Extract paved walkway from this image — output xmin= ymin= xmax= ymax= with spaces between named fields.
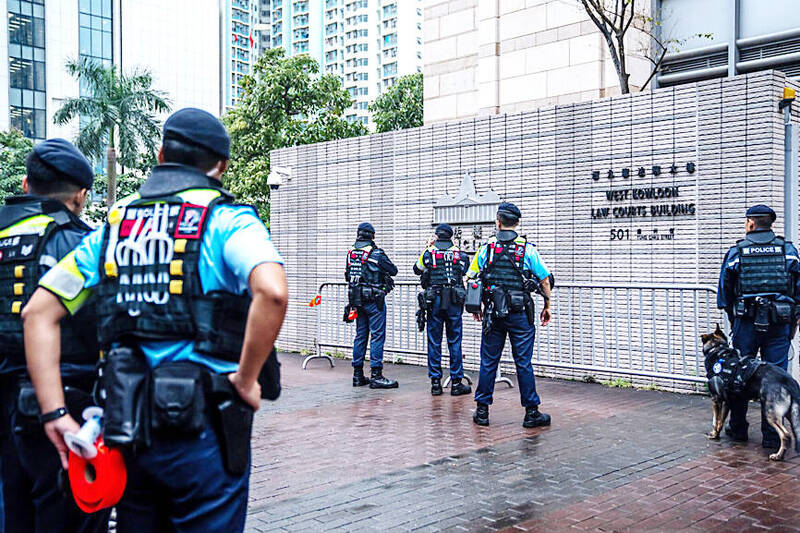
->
xmin=246 ymin=353 xmax=800 ymax=532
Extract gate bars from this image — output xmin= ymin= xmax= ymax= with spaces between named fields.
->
xmin=309 ymin=281 xmax=725 ymax=384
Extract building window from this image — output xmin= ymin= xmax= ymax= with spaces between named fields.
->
xmin=8 ymin=0 xmax=46 ymax=140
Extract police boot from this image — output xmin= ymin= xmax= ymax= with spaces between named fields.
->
xmin=369 ymin=367 xmax=398 ymax=389
xmin=523 ymin=406 xmax=551 ymax=428
xmin=473 ymin=403 xmax=489 ymax=426
xmin=450 ymin=379 xmax=471 ymax=396
xmin=724 ymin=424 xmax=748 ymax=443
xmin=431 ymin=378 xmax=443 ymax=396
xmin=353 ymin=366 xmax=370 ymax=387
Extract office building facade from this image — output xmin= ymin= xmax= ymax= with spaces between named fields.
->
xmin=270 ymin=0 xmax=423 ymax=126
xmin=424 ymin=0 xmax=800 ymax=124
xmin=2 ymin=0 xmax=222 ymax=143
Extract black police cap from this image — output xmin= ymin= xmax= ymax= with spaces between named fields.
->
xmin=357 ymin=222 xmax=375 ymax=236
xmin=497 ymin=201 xmax=521 ymax=220
xmin=746 ymin=204 xmax=776 ymax=223
xmin=163 ymin=108 xmax=230 ymax=159
xmin=32 ymin=138 xmax=94 ymax=189
xmin=435 ymin=223 xmax=454 ymax=239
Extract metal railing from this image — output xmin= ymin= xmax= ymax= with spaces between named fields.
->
xmin=308 ymin=281 xmax=725 ymax=384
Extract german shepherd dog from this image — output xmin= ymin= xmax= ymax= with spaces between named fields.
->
xmin=702 ymin=324 xmax=800 ymax=461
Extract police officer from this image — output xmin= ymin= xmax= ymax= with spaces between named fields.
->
xmin=717 ymin=204 xmax=800 ymax=449
xmin=466 ymin=202 xmax=553 ymax=428
xmin=0 ymin=139 xmax=107 ymax=533
xmin=345 ymin=222 xmax=399 ymax=389
xmin=22 ymin=108 xmax=289 ymax=532
xmin=413 ymin=224 xmax=471 ymax=396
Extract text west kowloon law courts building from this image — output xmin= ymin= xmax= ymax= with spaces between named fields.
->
xmin=271 ymin=0 xmax=800 ymax=388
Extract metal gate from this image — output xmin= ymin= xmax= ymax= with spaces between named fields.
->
xmin=309 ymin=281 xmax=725 ymax=384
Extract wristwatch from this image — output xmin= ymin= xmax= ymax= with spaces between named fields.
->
xmin=39 ymin=407 xmax=68 ymax=424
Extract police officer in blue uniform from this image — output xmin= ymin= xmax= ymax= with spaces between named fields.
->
xmin=346 ymin=222 xmax=399 ymax=389
xmin=22 ymin=108 xmax=289 ymax=533
xmin=413 ymin=224 xmax=471 ymax=396
xmin=718 ymin=204 xmax=800 ymax=449
xmin=0 ymin=139 xmax=106 ymax=533
xmin=466 ymin=203 xmax=553 ymax=428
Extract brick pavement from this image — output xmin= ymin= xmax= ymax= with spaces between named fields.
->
xmin=246 ymin=353 xmax=800 ymax=532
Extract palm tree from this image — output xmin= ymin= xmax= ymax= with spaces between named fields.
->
xmin=54 ymin=59 xmax=171 ymax=205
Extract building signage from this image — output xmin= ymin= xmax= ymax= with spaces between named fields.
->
xmin=433 ymin=173 xmax=500 ymax=253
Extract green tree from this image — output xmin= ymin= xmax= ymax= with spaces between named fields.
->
xmin=0 ymin=129 xmax=34 ymax=204
xmin=53 ymin=59 xmax=170 ymax=206
xmin=369 ymin=73 xmax=423 ymax=133
xmin=224 ymin=48 xmax=367 ymax=220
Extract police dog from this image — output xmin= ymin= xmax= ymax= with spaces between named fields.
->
xmin=702 ymin=324 xmax=800 ymax=460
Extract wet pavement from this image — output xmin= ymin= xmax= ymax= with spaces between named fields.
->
xmin=246 ymin=353 xmax=800 ymax=532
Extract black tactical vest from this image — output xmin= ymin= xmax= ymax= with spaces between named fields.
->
xmin=483 ymin=232 xmax=527 ymax=292
xmin=423 ymin=241 xmax=465 ymax=287
xmin=95 ymin=165 xmax=251 ymax=362
xmin=346 ymin=243 xmax=381 ymax=286
xmin=736 ymin=231 xmax=792 ymax=298
xmin=0 ymin=197 xmax=96 ymax=373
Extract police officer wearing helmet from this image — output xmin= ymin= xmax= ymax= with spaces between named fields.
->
xmin=23 ymin=108 xmax=289 ymax=532
xmin=0 ymin=139 xmax=107 ymax=533
xmin=466 ymin=202 xmax=553 ymax=428
xmin=718 ymin=204 xmax=800 ymax=449
xmin=413 ymin=223 xmax=471 ymax=396
xmin=346 ymin=222 xmax=399 ymax=389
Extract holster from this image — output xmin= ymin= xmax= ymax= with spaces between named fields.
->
xmin=482 ymin=302 xmax=495 ymax=335
xmin=523 ymin=293 xmax=536 ymax=325
xmin=753 ymin=297 xmax=771 ymax=333
xmin=206 ymin=372 xmax=253 ymax=476
xmin=416 ymin=292 xmax=427 ymax=332
xmin=257 ymin=348 xmax=281 ymax=400
xmin=343 ymin=304 xmax=355 ymax=323
xmin=101 ymin=345 xmax=151 ymax=449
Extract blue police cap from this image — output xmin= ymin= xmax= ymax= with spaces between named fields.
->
xmin=33 ymin=138 xmax=94 ymax=189
xmin=746 ymin=204 xmax=776 ymax=222
xmin=163 ymin=108 xmax=230 ymax=159
xmin=497 ymin=202 xmax=521 ymax=220
xmin=357 ymin=222 xmax=375 ymax=236
xmin=435 ymin=223 xmax=454 ymax=239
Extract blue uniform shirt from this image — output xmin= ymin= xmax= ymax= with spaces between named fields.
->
xmin=41 ymin=203 xmax=283 ymax=373
xmin=717 ymin=230 xmax=800 ymax=310
xmin=466 ymin=231 xmax=550 ymax=283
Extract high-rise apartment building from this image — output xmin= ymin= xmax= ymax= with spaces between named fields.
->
xmin=270 ymin=0 xmax=423 ymax=126
xmin=1 ymin=0 xmax=222 ymax=142
xmin=222 ymin=0 xmax=258 ymax=108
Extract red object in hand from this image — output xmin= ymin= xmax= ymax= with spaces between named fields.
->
xmin=68 ymin=438 xmax=127 ymax=513
xmin=348 ymin=308 xmax=358 ymax=320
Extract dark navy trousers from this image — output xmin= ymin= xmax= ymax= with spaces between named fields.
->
xmin=729 ymin=318 xmax=791 ymax=443
xmin=474 ymin=311 xmax=541 ymax=407
xmin=116 ymin=419 xmax=249 ymax=533
xmin=426 ymin=295 xmax=465 ymax=380
xmin=352 ymin=301 xmax=387 ymax=368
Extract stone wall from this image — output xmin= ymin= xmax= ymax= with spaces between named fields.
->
xmin=271 ymin=71 xmax=797 ymax=386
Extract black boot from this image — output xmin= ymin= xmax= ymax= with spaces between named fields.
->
xmin=352 ymin=366 xmax=370 ymax=387
xmin=523 ymin=406 xmax=551 ymax=428
xmin=725 ymin=424 xmax=748 ymax=443
xmin=473 ymin=403 xmax=489 ymax=426
xmin=369 ymin=367 xmax=398 ymax=389
xmin=431 ymin=378 xmax=443 ymax=396
xmin=450 ymin=378 xmax=471 ymax=396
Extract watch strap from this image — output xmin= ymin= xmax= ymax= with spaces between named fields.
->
xmin=39 ymin=407 xmax=68 ymax=424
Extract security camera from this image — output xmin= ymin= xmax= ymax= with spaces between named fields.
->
xmin=267 ymin=172 xmax=282 ymax=190
xmin=267 ymin=166 xmax=291 ymax=191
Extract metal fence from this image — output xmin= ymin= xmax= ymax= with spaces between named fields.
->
xmin=308 ymin=281 xmax=726 ymax=384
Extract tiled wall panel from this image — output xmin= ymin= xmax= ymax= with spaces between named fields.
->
xmin=270 ymin=71 xmax=793 ymax=383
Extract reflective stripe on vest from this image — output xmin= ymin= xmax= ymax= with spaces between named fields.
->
xmin=347 ymin=245 xmax=379 ymax=286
